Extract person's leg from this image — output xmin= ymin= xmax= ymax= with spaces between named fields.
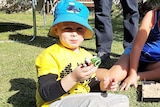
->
xmin=120 ymin=0 xmax=139 ymax=49
xmin=96 ymin=54 xmax=129 ymax=82
xmin=94 ymin=0 xmax=113 ymax=67
xmin=138 ymin=62 xmax=160 ymax=80
xmin=49 ymin=93 xmax=129 ymax=107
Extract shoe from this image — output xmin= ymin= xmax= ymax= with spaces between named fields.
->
xmin=97 ymin=52 xmax=110 ymax=68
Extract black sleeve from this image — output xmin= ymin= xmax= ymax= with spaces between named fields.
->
xmin=89 ymin=77 xmax=101 ymax=92
xmin=38 ymin=74 xmax=66 ymax=101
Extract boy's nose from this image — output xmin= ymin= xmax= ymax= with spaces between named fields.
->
xmin=71 ymin=32 xmax=78 ymax=37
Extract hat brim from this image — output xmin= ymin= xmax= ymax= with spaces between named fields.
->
xmin=48 ymin=14 xmax=93 ymax=39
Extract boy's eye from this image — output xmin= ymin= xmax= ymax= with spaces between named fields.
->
xmin=62 ymin=26 xmax=85 ymax=32
xmin=77 ymin=27 xmax=84 ymax=32
xmin=63 ymin=27 xmax=72 ymax=31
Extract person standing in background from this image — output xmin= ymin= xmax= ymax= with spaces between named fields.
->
xmin=93 ymin=0 xmax=139 ymax=68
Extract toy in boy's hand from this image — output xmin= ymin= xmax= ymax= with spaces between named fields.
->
xmin=81 ymin=56 xmax=101 ymax=68
xmin=81 ymin=58 xmax=91 ymax=68
xmin=91 ymin=56 xmax=101 ymax=67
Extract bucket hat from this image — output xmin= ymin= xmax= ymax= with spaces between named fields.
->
xmin=48 ymin=0 xmax=93 ymax=39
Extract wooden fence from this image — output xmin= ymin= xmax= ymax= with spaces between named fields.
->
xmin=42 ymin=0 xmax=94 ymax=14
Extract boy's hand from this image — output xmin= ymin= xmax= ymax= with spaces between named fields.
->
xmin=119 ymin=73 xmax=138 ymax=91
xmin=100 ymin=77 xmax=118 ymax=92
xmin=71 ymin=64 xmax=97 ymax=82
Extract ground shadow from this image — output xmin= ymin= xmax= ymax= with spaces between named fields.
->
xmin=8 ymin=78 xmax=36 ymax=107
xmin=9 ymin=33 xmax=58 ymax=48
xmin=136 ymin=84 xmax=142 ymax=102
xmin=0 ymin=22 xmax=32 ymax=32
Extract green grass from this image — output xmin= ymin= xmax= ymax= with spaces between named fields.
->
xmin=0 ymin=10 xmax=160 ymax=107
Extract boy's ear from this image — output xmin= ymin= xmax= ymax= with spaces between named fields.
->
xmin=54 ymin=26 xmax=59 ymax=35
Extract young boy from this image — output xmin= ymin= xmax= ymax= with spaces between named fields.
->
xmin=35 ymin=0 xmax=129 ymax=107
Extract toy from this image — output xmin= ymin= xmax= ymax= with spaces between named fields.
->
xmin=91 ymin=56 xmax=101 ymax=67
xmin=81 ymin=56 xmax=101 ymax=67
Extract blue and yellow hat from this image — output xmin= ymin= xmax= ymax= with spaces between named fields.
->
xmin=48 ymin=0 xmax=93 ymax=39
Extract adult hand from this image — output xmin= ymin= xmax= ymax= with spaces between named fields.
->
xmin=119 ymin=73 xmax=138 ymax=91
xmin=71 ymin=64 xmax=97 ymax=82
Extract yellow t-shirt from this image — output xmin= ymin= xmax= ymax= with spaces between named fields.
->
xmin=35 ymin=43 xmax=95 ymax=107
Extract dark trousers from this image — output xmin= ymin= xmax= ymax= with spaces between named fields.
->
xmin=94 ymin=0 xmax=139 ymax=54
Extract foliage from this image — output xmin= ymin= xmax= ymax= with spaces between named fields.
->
xmin=0 ymin=0 xmax=31 ymax=14
xmin=1 ymin=0 xmax=160 ymax=15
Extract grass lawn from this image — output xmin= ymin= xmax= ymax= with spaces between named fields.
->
xmin=0 ymin=9 xmax=160 ymax=107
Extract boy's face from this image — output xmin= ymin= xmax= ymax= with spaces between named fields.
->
xmin=54 ymin=22 xmax=86 ymax=50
